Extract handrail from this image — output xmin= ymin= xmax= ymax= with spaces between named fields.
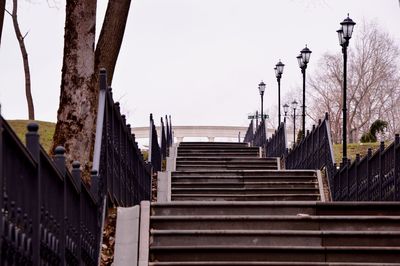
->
xmin=253 ymin=119 xmax=267 ymax=148
xmin=334 ymin=135 xmax=400 ymax=201
xmin=94 ymin=69 xmax=151 ymax=207
xmin=243 ymin=119 xmax=254 ymax=144
xmin=285 ymin=113 xmax=336 ymax=194
xmin=149 ymin=113 xmax=162 ymax=172
xmin=265 ymin=122 xmax=287 ymax=158
xmin=1 ymin=117 xmax=101 ymax=264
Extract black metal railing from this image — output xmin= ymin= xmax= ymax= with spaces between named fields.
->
xmin=1 ymin=68 xmax=156 ymax=264
xmin=149 ymin=114 xmax=162 ymax=172
xmin=253 ymin=119 xmax=267 ymax=147
xmin=333 ymin=135 xmax=400 ymax=201
xmin=243 ymin=120 xmax=254 ymax=144
xmin=1 ymin=117 xmax=101 ymax=265
xmin=149 ymin=114 xmax=173 ymax=171
xmin=285 ymin=113 xmax=336 ymax=187
xmin=265 ymin=122 xmax=287 ymax=158
xmin=93 ymin=69 xmax=151 ymax=207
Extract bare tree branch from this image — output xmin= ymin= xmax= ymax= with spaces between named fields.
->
xmin=11 ymin=0 xmax=35 ymax=119
xmin=308 ymin=20 xmax=400 ymax=142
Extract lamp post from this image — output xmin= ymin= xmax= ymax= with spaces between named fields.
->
xmin=292 ymin=100 xmax=298 ymax=145
xmin=258 ymin=81 xmax=266 ymax=122
xmin=297 ymin=45 xmax=312 ymax=140
xmin=337 ymin=14 xmax=356 ymax=159
xmin=275 ymin=60 xmax=285 ymax=124
xmin=283 ymin=103 xmax=289 ymax=124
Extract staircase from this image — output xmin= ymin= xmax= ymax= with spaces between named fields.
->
xmin=147 ymin=142 xmax=400 ymax=265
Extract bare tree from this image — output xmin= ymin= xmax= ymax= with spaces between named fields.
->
xmin=0 ymin=0 xmax=5 ymax=46
xmin=7 ymin=0 xmax=34 ymax=119
xmin=52 ymin=0 xmax=131 ymax=179
xmin=308 ymin=21 xmax=400 ymax=143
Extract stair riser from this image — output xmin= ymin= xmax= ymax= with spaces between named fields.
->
xmin=150 ymin=249 xmax=400 ymax=263
xmin=151 ymin=219 xmax=400 ymax=231
xmin=172 ymin=178 xmax=317 ymax=183
xmin=172 ymin=172 xmax=316 ymax=177
xmin=176 ymin=158 xmax=276 ymax=162
xmin=151 ymin=233 xmax=400 ymax=247
xmin=172 ymin=183 xmax=318 ymax=189
xmin=171 ymin=195 xmax=321 ymax=201
xmin=151 ymin=250 xmax=399 ymax=263
xmin=152 ymin=206 xmax=317 ymax=216
xmin=176 ymin=166 xmax=278 ymax=171
xmin=151 ymin=234 xmax=321 ymax=247
xmin=171 ymin=189 xmax=320 ymax=195
xmin=177 ymin=154 xmax=259 ymax=157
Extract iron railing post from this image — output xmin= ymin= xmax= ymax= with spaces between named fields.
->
xmin=25 ymin=122 xmax=40 ymax=265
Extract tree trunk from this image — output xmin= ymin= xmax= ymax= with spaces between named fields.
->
xmin=52 ymin=0 xmax=97 ymax=180
xmin=52 ymin=0 xmax=131 ymax=181
xmin=11 ymin=0 xmax=34 ymax=119
xmin=0 ymin=0 xmax=5 ymax=47
xmin=95 ymin=0 xmax=131 ymax=85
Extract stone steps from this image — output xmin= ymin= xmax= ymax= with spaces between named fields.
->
xmin=151 ymin=215 xmax=400 ymax=231
xmin=147 ymin=142 xmax=400 ymax=264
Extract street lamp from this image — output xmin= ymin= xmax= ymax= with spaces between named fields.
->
xmin=258 ymin=81 xmax=266 ymax=122
xmin=337 ymin=14 xmax=356 ymax=159
xmin=291 ymin=100 xmax=298 ymax=145
xmin=283 ymin=103 xmax=289 ymax=124
xmin=297 ymin=45 xmax=312 ymax=140
xmin=275 ymin=60 xmax=285 ymax=125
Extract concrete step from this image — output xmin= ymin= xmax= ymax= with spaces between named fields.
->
xmin=171 ymin=187 xmax=320 ymax=195
xmin=176 ymin=165 xmax=278 ymax=170
xmin=171 ymin=194 xmax=321 ymax=201
xmin=150 ymin=229 xmax=400 ymax=247
xmin=151 ymin=215 xmax=400 ymax=231
xmin=172 ymin=181 xmax=318 ymax=189
xmin=177 ymin=153 xmax=260 ymax=158
xmin=179 ymin=142 xmax=248 ymax=146
xmin=172 ymin=170 xmax=316 ymax=178
xmin=176 ymin=157 xmax=276 ymax=163
xmin=151 ymin=202 xmax=400 ymax=216
xmin=178 ymin=146 xmax=259 ymax=151
xmin=149 ymin=262 xmax=400 ymax=266
xmin=177 ymin=152 xmax=261 ymax=157
xmin=149 ymin=246 xmax=400 ymax=263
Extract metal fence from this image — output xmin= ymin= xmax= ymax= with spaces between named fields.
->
xmin=93 ymin=69 xmax=151 ymax=207
xmin=265 ymin=122 xmax=287 ymax=158
xmin=243 ymin=120 xmax=254 ymax=144
xmin=285 ymin=113 xmax=336 ymax=188
xmin=1 ymin=117 xmax=102 ymax=265
xmin=333 ymin=135 xmax=400 ymax=201
xmin=0 ymin=68 xmax=155 ymax=264
xmin=149 ymin=114 xmax=173 ymax=171
xmin=253 ymin=119 xmax=267 ymax=148
xmin=149 ymin=114 xmax=162 ymax=172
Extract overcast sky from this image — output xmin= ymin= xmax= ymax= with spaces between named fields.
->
xmin=0 ymin=0 xmax=399 ymax=128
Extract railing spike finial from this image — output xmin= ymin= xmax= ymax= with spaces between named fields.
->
xmin=380 ymin=141 xmax=385 ymax=151
xmin=26 ymin=122 xmax=40 ymax=161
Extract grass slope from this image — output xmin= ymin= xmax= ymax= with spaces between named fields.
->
xmin=8 ymin=120 xmax=56 ymax=153
xmin=7 ymin=119 xmax=384 ymax=164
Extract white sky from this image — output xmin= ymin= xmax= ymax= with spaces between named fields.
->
xmin=0 ymin=0 xmax=399 ymax=128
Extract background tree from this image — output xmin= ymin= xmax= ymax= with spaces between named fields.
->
xmin=7 ymin=0 xmax=34 ymax=119
xmin=308 ymin=21 xmax=400 ymax=143
xmin=52 ymin=0 xmax=131 ymax=180
xmin=360 ymin=119 xmax=388 ymax=143
xmin=0 ymin=0 xmax=5 ymax=46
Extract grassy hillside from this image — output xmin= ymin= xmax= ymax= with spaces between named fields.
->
xmin=6 ymin=119 xmax=384 ymax=164
xmin=7 ymin=120 xmax=56 ymax=153
xmin=332 ymin=142 xmax=381 ymax=164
